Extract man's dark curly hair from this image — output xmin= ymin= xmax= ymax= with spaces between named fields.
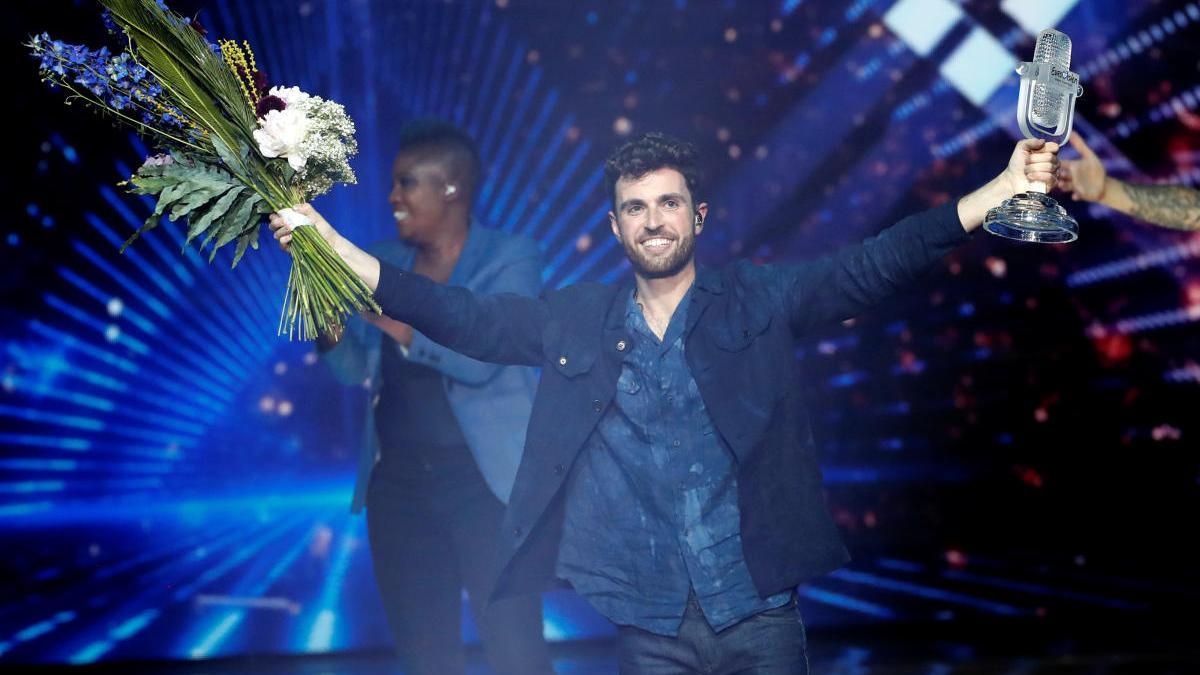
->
xmin=397 ymin=119 xmax=483 ymax=200
xmin=604 ymin=132 xmax=704 ymax=210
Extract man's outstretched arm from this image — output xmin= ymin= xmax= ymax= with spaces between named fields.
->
xmin=269 ymin=206 xmax=550 ymax=367
xmin=1060 ymin=134 xmax=1200 ymax=232
xmin=779 ymin=139 xmax=1060 ymax=332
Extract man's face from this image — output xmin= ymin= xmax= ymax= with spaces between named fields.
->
xmin=388 ymin=151 xmax=453 ymax=243
xmin=609 ymin=168 xmax=707 ymax=279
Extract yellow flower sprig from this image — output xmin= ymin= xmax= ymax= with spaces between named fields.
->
xmin=218 ymin=39 xmax=258 ymax=113
xmin=242 ymin=40 xmax=258 ymax=76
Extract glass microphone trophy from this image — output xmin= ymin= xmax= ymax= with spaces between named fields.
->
xmin=984 ymin=28 xmax=1084 ymax=243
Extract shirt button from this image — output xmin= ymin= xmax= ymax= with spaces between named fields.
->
xmin=616 ymin=340 xmax=627 ymax=351
xmin=554 ymin=464 xmax=565 ymax=476
xmin=673 ymin=439 xmax=681 ymax=447
xmin=592 ymin=400 xmax=602 ymax=412
xmin=558 ymin=356 xmax=568 ymax=366
xmin=513 ymin=526 xmax=523 ymax=538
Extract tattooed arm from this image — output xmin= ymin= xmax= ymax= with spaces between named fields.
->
xmin=1059 ymin=134 xmax=1200 ymax=232
xmin=1105 ymin=181 xmax=1200 ymax=232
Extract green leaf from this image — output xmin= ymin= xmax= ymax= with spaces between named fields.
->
xmin=122 ymin=180 xmax=190 ymax=251
xmin=162 ymin=162 xmax=240 ymax=214
xmin=229 ymin=190 xmax=264 ymax=236
xmin=211 ymin=135 xmax=246 ymax=175
xmin=127 ymin=161 xmax=184 ymax=195
xmin=232 ymin=225 xmax=260 ymax=268
xmin=185 ymin=185 xmax=244 ymax=244
xmin=157 ymin=181 xmax=192 ymax=210
xmin=169 ymin=183 xmax=233 ymax=222
xmin=127 ymin=174 xmax=174 ymax=194
xmin=213 ymin=215 xmax=247 ymax=250
xmin=128 ymin=157 xmax=236 ymax=204
xmin=202 ymin=189 xmax=262 ymax=262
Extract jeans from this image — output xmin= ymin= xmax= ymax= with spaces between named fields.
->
xmin=617 ymin=591 xmax=808 ymax=674
xmin=366 ymin=448 xmax=553 ymax=675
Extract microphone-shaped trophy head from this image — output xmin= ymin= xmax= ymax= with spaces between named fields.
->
xmin=1017 ymin=28 xmax=1082 ymax=148
xmin=1031 ymin=29 xmax=1072 ymax=130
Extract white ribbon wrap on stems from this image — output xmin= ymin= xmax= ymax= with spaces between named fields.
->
xmin=278 ymin=207 xmax=314 ymax=233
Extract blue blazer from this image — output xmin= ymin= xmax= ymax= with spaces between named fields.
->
xmin=369 ymin=203 xmax=971 ymax=603
xmin=322 ymin=223 xmax=543 ymax=512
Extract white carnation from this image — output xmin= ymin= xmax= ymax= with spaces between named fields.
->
xmin=267 ymin=86 xmax=311 ymax=109
xmin=254 ymin=107 xmax=311 ymax=171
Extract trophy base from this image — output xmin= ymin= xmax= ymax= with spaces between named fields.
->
xmin=983 ymin=192 xmax=1079 ymax=244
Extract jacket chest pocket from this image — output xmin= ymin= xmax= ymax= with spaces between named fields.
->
xmin=542 ymin=320 xmax=597 ymax=378
xmin=708 ymin=308 xmax=772 ymax=352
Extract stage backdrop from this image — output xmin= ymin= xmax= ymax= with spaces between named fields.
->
xmin=3 ymin=0 xmax=1198 ymax=665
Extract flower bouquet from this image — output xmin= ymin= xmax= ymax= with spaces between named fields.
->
xmin=27 ymin=0 xmax=379 ymax=340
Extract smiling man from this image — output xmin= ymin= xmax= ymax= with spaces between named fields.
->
xmin=272 ymin=131 xmax=1059 ymax=674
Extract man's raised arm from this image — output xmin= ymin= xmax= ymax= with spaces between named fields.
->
xmin=269 ymin=205 xmax=549 ymax=367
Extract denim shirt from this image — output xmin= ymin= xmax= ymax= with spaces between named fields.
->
xmin=556 ymin=286 xmax=790 ymax=636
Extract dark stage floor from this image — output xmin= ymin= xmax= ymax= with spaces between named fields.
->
xmin=16 ymin=618 xmax=1200 ymax=675
xmin=7 ymin=549 xmax=1200 ymax=673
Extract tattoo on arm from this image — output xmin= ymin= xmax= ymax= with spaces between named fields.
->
xmin=1123 ymin=183 xmax=1200 ymax=231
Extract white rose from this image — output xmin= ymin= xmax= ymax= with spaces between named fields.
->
xmin=254 ymin=107 xmax=310 ymax=171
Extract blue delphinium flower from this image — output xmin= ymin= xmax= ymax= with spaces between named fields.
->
xmin=28 ymin=33 xmax=189 ymax=132
xmin=107 ymin=59 xmax=129 ymax=82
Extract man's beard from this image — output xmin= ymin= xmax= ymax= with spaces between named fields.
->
xmin=621 ymin=229 xmax=697 ymax=279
